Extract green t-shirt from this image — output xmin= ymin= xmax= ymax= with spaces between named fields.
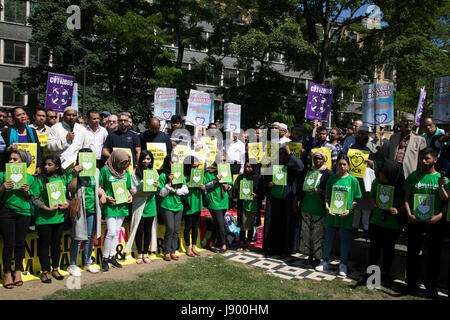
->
xmin=403 ymin=171 xmax=449 ymax=222
xmin=158 ymin=173 xmax=186 ymax=212
xmin=369 ymin=178 xmax=403 ymax=230
xmin=67 ymin=171 xmax=96 ymax=214
xmin=142 ymin=195 xmax=157 ymax=218
xmin=99 ymin=166 xmax=131 ymax=218
xmin=30 ymin=175 xmax=68 ymax=225
xmin=186 ymin=186 xmax=203 ymax=215
xmin=204 ymin=171 xmax=232 ymax=210
xmin=325 ymin=174 xmax=362 ymax=229
xmin=0 ymin=172 xmax=34 ymax=216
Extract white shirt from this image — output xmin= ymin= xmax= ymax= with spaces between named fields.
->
xmin=47 ymin=121 xmax=91 ymax=158
xmin=226 ymin=139 xmax=245 ymax=173
xmin=29 ymin=123 xmax=51 ymax=134
xmin=86 ymin=125 xmax=109 ymax=160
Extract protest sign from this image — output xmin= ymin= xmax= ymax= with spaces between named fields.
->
xmin=154 ymin=88 xmax=177 ymax=121
xmin=112 ymin=180 xmax=128 ymax=205
xmin=347 ymin=148 xmax=370 ymax=178
xmin=376 ymin=184 xmax=394 ymax=210
xmin=78 ymin=152 xmax=96 ymax=177
xmin=272 ymin=165 xmax=287 ymax=186
xmin=413 ymin=194 xmax=434 ymax=221
xmin=302 ymin=170 xmax=320 ymax=192
xmin=171 ymin=163 xmax=184 ymax=185
xmin=143 ymin=169 xmax=159 ymax=192
xmin=415 ymin=87 xmax=427 ymax=127
xmin=362 ymin=83 xmax=394 ymax=126
xmin=71 ymin=83 xmax=78 ymax=111
xmin=190 ymin=168 xmax=204 ymax=188
xmin=224 ymin=103 xmax=241 ymax=133
xmin=311 ymin=147 xmax=332 ymax=170
xmin=146 ymin=143 xmax=167 ymax=170
xmin=218 ymin=163 xmax=232 ymax=183
xmin=306 ymin=82 xmax=334 ymax=121
xmin=433 ymin=76 xmax=450 ymax=123
xmin=5 ymin=163 xmax=27 ymax=189
xmin=248 ymin=142 xmax=263 ymax=164
xmin=330 ymin=190 xmax=348 ymax=215
xmin=47 ymin=180 xmax=67 ymax=207
xmin=15 ymin=143 xmax=37 ymax=175
xmin=285 ymin=142 xmax=302 ymax=159
xmin=186 ymin=90 xmax=211 ymax=128
xmin=45 ymin=72 xmax=75 ymax=113
xmin=240 ymin=180 xmax=253 ymax=200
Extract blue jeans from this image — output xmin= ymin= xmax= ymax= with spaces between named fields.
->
xmin=69 ymin=212 xmax=96 ymax=266
xmin=322 ymin=226 xmax=352 ymax=265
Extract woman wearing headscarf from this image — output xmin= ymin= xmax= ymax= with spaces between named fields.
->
xmin=0 ymin=149 xmax=34 ymax=288
xmin=99 ymin=149 xmax=133 ymax=271
xmin=299 ymin=151 xmax=333 ymax=266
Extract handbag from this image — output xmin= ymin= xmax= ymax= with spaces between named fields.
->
xmin=69 ymin=198 xmax=82 ymax=219
xmin=180 ymin=195 xmax=191 ymax=212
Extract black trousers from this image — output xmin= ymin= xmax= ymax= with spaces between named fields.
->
xmin=209 ymin=209 xmax=226 ymax=247
xmin=0 ymin=207 xmax=31 ymax=273
xmin=36 ymin=223 xmax=65 ymax=272
xmin=367 ymin=223 xmax=401 ymax=276
xmin=135 ymin=216 xmax=155 ymax=254
xmin=406 ymin=221 xmax=446 ymax=291
xmin=184 ymin=212 xmax=201 ymax=246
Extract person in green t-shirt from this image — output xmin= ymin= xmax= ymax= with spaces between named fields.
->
xmin=159 ymin=154 xmax=188 ymax=261
xmin=99 ymin=149 xmax=133 ymax=272
xmin=30 ymin=155 xmax=69 ymax=284
xmin=402 ymin=147 xmax=449 ymax=299
xmin=299 ymin=150 xmax=332 ymax=266
xmin=183 ymin=156 xmax=205 ymax=257
xmin=0 ymin=150 xmax=34 ymax=289
xmin=127 ymin=150 xmax=160 ymax=264
xmin=233 ymin=162 xmax=263 ymax=252
xmin=316 ymin=154 xmax=361 ymax=277
xmin=67 ymin=148 xmax=107 ymax=277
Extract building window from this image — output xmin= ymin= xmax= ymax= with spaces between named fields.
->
xmin=4 ymin=0 xmax=27 ymax=24
xmin=2 ymin=83 xmax=25 ymax=107
xmin=223 ymin=69 xmax=237 ymax=86
xmin=29 ymin=1 xmax=39 ymax=16
xmin=3 ymin=40 xmax=26 ymax=65
xmin=384 ymin=65 xmax=394 ymax=81
xmin=29 ymin=45 xmax=47 ymax=67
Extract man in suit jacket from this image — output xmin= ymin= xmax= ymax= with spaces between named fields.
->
xmin=378 ymin=113 xmax=426 ymax=178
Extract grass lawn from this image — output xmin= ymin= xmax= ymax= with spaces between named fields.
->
xmin=45 ymin=255 xmax=425 ymax=300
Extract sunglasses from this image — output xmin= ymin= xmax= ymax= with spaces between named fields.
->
xmin=49 ymin=116 xmax=57 ymax=119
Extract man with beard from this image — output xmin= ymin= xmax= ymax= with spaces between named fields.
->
xmin=47 ymin=106 xmax=91 ymax=158
xmin=378 ymin=113 xmax=426 ymax=179
xmin=402 ymin=147 xmax=449 ymax=299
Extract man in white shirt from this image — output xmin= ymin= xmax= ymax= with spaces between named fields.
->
xmin=29 ymin=107 xmax=52 ymax=134
xmin=226 ymin=133 xmax=245 ymax=174
xmin=85 ymin=109 xmax=109 ymax=168
xmin=278 ymin=123 xmax=291 ymax=144
xmin=47 ymin=106 xmax=91 ymax=159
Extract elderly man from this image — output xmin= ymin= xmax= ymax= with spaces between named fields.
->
xmin=105 ymin=114 xmax=118 ymax=134
xmin=342 ymin=119 xmax=363 ymax=153
xmin=378 ymin=113 xmax=426 ymax=178
xmin=100 ymin=111 xmax=111 ymax=127
xmin=102 ymin=112 xmax=141 ymax=167
xmin=46 ymin=109 xmax=58 ymax=127
xmin=47 ymin=106 xmax=91 ymax=158
xmin=421 ymin=116 xmax=445 ymax=147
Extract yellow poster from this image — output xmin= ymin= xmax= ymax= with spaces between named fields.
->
xmin=15 ymin=143 xmax=37 ymax=175
xmin=113 ymin=147 xmax=133 ymax=173
xmin=173 ymin=144 xmax=191 ymax=163
xmin=285 ymin=142 xmax=303 ymax=159
xmin=202 ymin=137 xmax=217 ymax=164
xmin=248 ymin=142 xmax=263 ymax=163
xmin=311 ymin=147 xmax=332 ymax=170
xmin=146 ymin=143 xmax=167 ymax=170
xmin=37 ymin=134 xmax=48 ymax=147
xmin=347 ymin=148 xmax=370 ymax=178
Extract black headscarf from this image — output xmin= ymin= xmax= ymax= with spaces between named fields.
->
xmin=380 ymin=160 xmax=405 ymax=200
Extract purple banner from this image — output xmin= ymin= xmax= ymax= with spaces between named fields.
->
xmin=414 ymin=88 xmax=427 ymax=127
xmin=45 ymin=73 xmax=75 ymax=113
xmin=306 ymin=82 xmax=334 ymax=121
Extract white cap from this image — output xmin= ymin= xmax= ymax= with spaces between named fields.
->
xmin=278 ymin=123 xmax=288 ymax=130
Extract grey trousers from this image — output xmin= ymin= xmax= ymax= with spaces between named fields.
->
xmin=162 ymin=210 xmax=183 ymax=254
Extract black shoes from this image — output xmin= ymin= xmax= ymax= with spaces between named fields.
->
xmin=101 ymin=258 xmax=109 ymax=272
xmin=108 ymin=256 xmax=122 ymax=269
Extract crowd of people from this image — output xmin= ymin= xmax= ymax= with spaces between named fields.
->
xmin=0 ymin=105 xmax=448 ymax=300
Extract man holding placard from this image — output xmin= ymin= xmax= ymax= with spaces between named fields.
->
xmin=140 ymin=117 xmax=172 ymax=167
xmin=403 ymin=147 xmax=449 ymax=299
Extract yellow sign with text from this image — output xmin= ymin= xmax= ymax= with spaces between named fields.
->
xmin=15 ymin=143 xmax=37 ymax=175
xmin=147 ymin=143 xmax=167 ymax=170
xmin=248 ymin=142 xmax=263 ymax=163
xmin=347 ymin=148 xmax=370 ymax=178
xmin=285 ymin=142 xmax=303 ymax=159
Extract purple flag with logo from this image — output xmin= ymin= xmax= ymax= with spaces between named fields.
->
xmin=414 ymin=88 xmax=427 ymax=127
xmin=45 ymin=73 xmax=75 ymax=113
xmin=306 ymin=83 xmax=334 ymax=121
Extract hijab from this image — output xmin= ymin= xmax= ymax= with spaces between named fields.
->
xmin=312 ymin=151 xmax=328 ymax=171
xmin=380 ymin=160 xmax=405 ymax=200
xmin=105 ymin=149 xmax=130 ymax=179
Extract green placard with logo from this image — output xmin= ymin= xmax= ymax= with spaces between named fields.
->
xmin=5 ymin=163 xmax=27 ymax=189
xmin=112 ymin=180 xmax=128 ymax=205
xmin=190 ymin=168 xmax=204 ymax=188
xmin=330 ymin=190 xmax=348 ymax=215
xmin=240 ymin=180 xmax=253 ymax=200
xmin=143 ymin=169 xmax=159 ymax=192
xmin=78 ymin=152 xmax=96 ymax=177
xmin=218 ymin=163 xmax=232 ymax=183
xmin=272 ymin=165 xmax=287 ymax=186
xmin=302 ymin=170 xmax=320 ymax=191
xmin=413 ymin=194 xmax=434 ymax=221
xmin=47 ymin=180 xmax=67 ymax=207
xmin=376 ymin=184 xmax=394 ymax=210
xmin=171 ymin=163 xmax=184 ymax=185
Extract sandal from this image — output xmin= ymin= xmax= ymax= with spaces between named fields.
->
xmin=192 ymin=247 xmax=201 ymax=256
xmin=3 ymin=272 xmax=14 ymax=289
xmin=136 ymin=254 xmax=143 ymax=264
xmin=51 ymin=269 xmax=64 ymax=281
xmin=143 ymin=255 xmax=152 ymax=264
xmin=13 ymin=271 xmax=23 ymax=286
xmin=41 ymin=272 xmax=52 ymax=284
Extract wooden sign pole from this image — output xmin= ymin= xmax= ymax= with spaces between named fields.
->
xmin=312 ymin=120 xmax=318 ymax=138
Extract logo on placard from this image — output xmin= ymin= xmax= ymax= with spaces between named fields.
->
xmin=350 ymin=155 xmax=365 ymax=168
xmin=375 ymin=113 xmax=388 ymax=124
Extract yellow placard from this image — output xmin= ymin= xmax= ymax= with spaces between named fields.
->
xmin=173 ymin=144 xmax=191 ymax=163
xmin=113 ymin=147 xmax=133 ymax=173
xmin=285 ymin=142 xmax=303 ymax=159
xmin=15 ymin=143 xmax=37 ymax=175
xmin=37 ymin=134 xmax=48 ymax=147
xmin=347 ymin=148 xmax=370 ymax=178
xmin=248 ymin=142 xmax=263 ymax=163
xmin=146 ymin=143 xmax=167 ymax=170
xmin=311 ymin=147 xmax=332 ymax=170
xmin=202 ymin=137 xmax=217 ymax=164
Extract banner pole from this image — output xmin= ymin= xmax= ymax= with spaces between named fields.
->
xmin=312 ymin=120 xmax=318 ymax=138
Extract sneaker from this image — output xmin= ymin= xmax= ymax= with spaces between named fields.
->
xmin=85 ymin=264 xmax=100 ymax=273
xmin=101 ymin=258 xmax=109 ymax=272
xmin=315 ymin=261 xmax=329 ymax=272
xmin=109 ymin=256 xmax=122 ymax=269
xmin=339 ymin=264 xmax=348 ymax=277
xmin=67 ymin=265 xmax=82 ymax=277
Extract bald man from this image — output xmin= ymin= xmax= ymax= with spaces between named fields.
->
xmin=140 ymin=117 xmax=173 ymax=156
